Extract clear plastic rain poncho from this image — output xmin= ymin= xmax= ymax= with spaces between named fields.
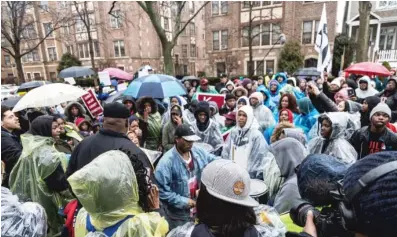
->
xmin=167 ymin=205 xmax=286 ymax=237
xmin=9 ymin=134 xmax=70 ymax=234
xmin=222 ymin=105 xmax=271 ymax=180
xmin=69 ymin=150 xmax=168 ymax=237
xmin=307 ymin=112 xmax=358 ymax=164
xmin=1 ymin=187 xmax=48 ymax=237
xmin=192 ymin=119 xmax=224 ymax=151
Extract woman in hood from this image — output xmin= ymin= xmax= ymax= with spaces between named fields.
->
xmin=264 ymin=109 xmax=294 ymax=144
xmin=122 ymin=96 xmax=137 ymax=115
xmin=360 ymin=96 xmax=381 ymax=127
xmin=75 ymin=117 xmax=92 ymax=137
xmin=241 ymin=78 xmax=254 ymax=96
xmin=294 ymin=97 xmax=319 ymax=136
xmin=221 ymin=105 xmax=271 ymax=180
xmin=355 ymin=76 xmax=378 ymax=99
xmin=264 ymin=137 xmax=307 ymax=213
xmin=9 ymin=115 xmax=71 ymax=235
xmin=64 ymin=101 xmax=91 ymax=123
xmin=249 ymin=92 xmax=276 ymax=133
xmin=192 ymin=101 xmax=223 ymax=150
xmin=136 ymin=97 xmax=162 ymax=151
xmin=232 ymin=86 xmax=249 ymax=99
xmin=162 ymin=104 xmax=188 ymax=152
xmin=307 ymin=113 xmax=357 ymax=164
xmin=70 ymin=150 xmax=168 ymax=237
xmin=161 ymin=96 xmax=185 ymax=125
xmin=237 ymin=96 xmax=249 ymax=109
xmin=225 ymin=80 xmax=235 ymax=93
xmin=256 ymin=86 xmax=276 ymax=112
xmin=268 ymin=80 xmax=281 ymax=106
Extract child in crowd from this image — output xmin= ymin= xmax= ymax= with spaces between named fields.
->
xmin=75 ymin=118 xmax=92 ymax=137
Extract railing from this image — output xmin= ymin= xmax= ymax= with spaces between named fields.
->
xmin=378 ymin=49 xmax=397 ymax=62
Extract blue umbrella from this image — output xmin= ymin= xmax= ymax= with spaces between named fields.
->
xmin=17 ymin=81 xmax=51 ymax=91
xmin=58 ymin=66 xmax=95 ymax=78
xmin=123 ymin=74 xmax=187 ymax=99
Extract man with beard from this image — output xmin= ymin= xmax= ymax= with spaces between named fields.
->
xmin=155 ymin=124 xmax=218 ymax=230
xmin=349 ymin=103 xmax=397 ymax=159
xmin=1 ymin=106 xmax=22 ymax=188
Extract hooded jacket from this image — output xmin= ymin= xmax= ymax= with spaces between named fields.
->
xmin=264 ymin=138 xmax=307 ymax=210
xmin=162 ymin=105 xmax=188 ymax=152
xmin=161 ymin=96 xmax=186 ymax=125
xmin=222 ymin=105 xmax=271 ymax=180
xmin=209 ymin=101 xmax=225 ymax=130
xmin=185 ymin=100 xmax=198 ymax=125
xmin=268 ymin=80 xmax=281 ymax=106
xmin=64 ymin=101 xmax=91 ymax=123
xmin=256 ymin=85 xmax=276 ymax=112
xmin=225 ymin=80 xmax=235 ymax=92
xmin=232 ymin=86 xmax=249 ymax=98
xmin=355 ymin=76 xmax=378 ymax=99
xmin=360 ymin=96 xmax=381 ymax=127
xmin=308 ymin=113 xmax=358 ymax=164
xmin=192 ymin=101 xmax=223 ymax=150
xmin=122 ymin=95 xmax=137 ymax=115
xmin=249 ymin=92 xmax=276 ymax=133
xmin=70 ymin=151 xmax=169 ymax=237
xmin=136 ymin=97 xmax=162 ymax=150
xmin=294 ymin=97 xmax=319 ymax=135
xmin=376 ymin=77 xmax=397 ymax=122
xmin=274 ymin=72 xmax=288 ymax=88
xmin=1 ymin=127 xmax=23 ymax=188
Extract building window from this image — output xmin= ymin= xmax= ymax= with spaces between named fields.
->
xmin=216 ymin=62 xmax=226 ymax=75
xmin=272 ymin=23 xmax=281 ymax=44
xmin=242 ymin=23 xmax=280 ymax=47
xmin=164 ymin=17 xmax=170 ymax=31
xmin=183 ymin=65 xmax=188 ymax=75
xmin=22 ymin=24 xmax=37 ymax=39
xmin=63 ymin=25 xmax=71 ymax=35
xmin=49 ymin=72 xmax=57 ymax=80
xmin=43 ymin=23 xmax=53 ymax=37
xmin=22 ymin=50 xmax=40 ymax=62
xmin=190 ymin=23 xmax=195 ymax=36
xmin=212 ymin=1 xmax=228 ymax=15
xmin=302 ymin=20 xmax=319 ymax=44
xmin=34 ymin=73 xmax=41 ymax=80
xmin=77 ymin=42 xmax=100 ymax=58
xmin=7 ymin=73 xmax=14 ymax=78
xmin=110 ymin=10 xmax=123 ymax=29
xmin=75 ymin=19 xmax=84 ymax=33
xmin=4 ymin=55 xmax=11 ymax=65
xmin=180 ymin=22 xmax=187 ymax=36
xmin=66 ymin=45 xmax=73 ymax=55
xmin=213 ymin=30 xmax=228 ymax=50
xmin=243 ymin=1 xmax=261 ymax=8
xmin=213 ymin=31 xmax=219 ymax=50
xmin=190 ymin=44 xmax=196 ymax=57
xmin=58 ymin=2 xmax=68 ymax=8
xmin=246 ymin=60 xmax=275 ymax=75
xmin=272 ymin=1 xmax=282 ymax=4
xmin=377 ymin=1 xmax=397 ymax=8
xmin=182 ymin=44 xmax=188 ymax=57
xmin=221 ymin=30 xmax=228 ymax=49
xmin=94 ymin=41 xmax=100 ymax=57
xmin=114 ymin=40 xmax=125 ymax=57
xmin=26 ymin=73 xmax=31 ymax=80
xmin=40 ymin=1 xmax=48 ymax=11
xmin=48 ymin=47 xmax=57 ymax=61
xmin=262 ymin=23 xmax=271 ymax=45
xmin=242 ymin=25 xmax=261 ymax=47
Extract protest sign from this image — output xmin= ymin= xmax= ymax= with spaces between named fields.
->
xmin=98 ymin=71 xmax=111 ymax=86
xmin=64 ymin=77 xmax=76 ymax=85
xmin=81 ymin=89 xmax=103 ymax=118
xmin=197 ymin=93 xmax=225 ymax=109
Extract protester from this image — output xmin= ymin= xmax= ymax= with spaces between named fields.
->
xmin=219 ymin=93 xmax=236 ymax=115
xmin=264 ymin=109 xmax=294 ymax=144
xmin=274 ymin=94 xmax=300 ymax=122
xmin=9 ymin=115 xmax=71 ymax=235
xmin=1 ymin=106 xmax=22 ymax=188
xmin=237 ymin=96 xmax=249 ymax=109
xmin=308 ymin=113 xmax=357 ymax=164
xmin=232 ymin=86 xmax=249 ymax=99
xmin=282 ymin=128 xmax=307 ymax=146
xmin=75 ymin=117 xmax=92 ymax=138
xmin=128 ymin=115 xmax=145 ymax=146
xmin=69 ymin=150 xmax=169 ymax=236
xmin=222 ymin=105 xmax=270 ymax=180
xmin=55 ymin=115 xmax=82 ymax=148
xmin=274 ymin=72 xmax=288 ymax=88
xmin=225 ymin=80 xmax=235 ymax=93
xmin=162 ymin=105 xmax=186 ymax=152
xmin=155 ymin=124 xmax=218 ymax=230
xmin=209 ymin=101 xmax=225 ymax=129
xmin=215 ymin=73 xmax=228 ymax=93
xmin=221 ymin=111 xmax=236 ymax=133
xmin=241 ymin=78 xmax=254 ymax=96
xmin=136 ymin=96 xmax=162 ymax=151
xmin=192 ymin=78 xmax=218 ymax=100
xmin=191 ymin=101 xmax=223 ymax=151
xmin=270 ymin=121 xmax=295 ymax=144
xmin=122 ymin=95 xmax=137 ymax=115
xmin=376 ymin=77 xmax=397 ymax=122
xmin=162 ymin=96 xmax=185 ymax=125
xmin=249 ymin=92 xmax=276 ymax=133
xmin=294 ymin=97 xmax=319 ymax=135
xmin=256 ymin=86 xmax=277 ymax=112
xmin=64 ymin=101 xmax=91 ymax=123
xmin=265 ymin=68 xmax=274 ymax=87
xmin=355 ymin=76 xmax=378 ymax=99
xmin=360 ymin=96 xmax=381 ymax=127
xmin=349 ymin=103 xmax=397 ymax=159
xmin=268 ymin=79 xmax=281 ymax=106
xmin=66 ymin=102 xmax=154 ymax=181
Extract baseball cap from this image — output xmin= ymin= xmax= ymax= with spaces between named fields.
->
xmin=174 ymin=124 xmax=201 ymax=142
xmin=103 ymin=102 xmax=130 ymax=119
xmin=200 ymin=78 xmax=209 ymax=86
xmin=224 ymin=112 xmax=236 ymax=121
xmin=201 ymin=159 xmax=259 ymax=207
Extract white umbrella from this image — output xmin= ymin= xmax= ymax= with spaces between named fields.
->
xmin=12 ymin=83 xmax=88 ymax=112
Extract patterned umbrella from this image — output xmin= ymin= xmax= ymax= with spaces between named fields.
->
xmin=123 ymin=74 xmax=187 ymax=99
xmin=294 ymin=67 xmax=321 ymax=77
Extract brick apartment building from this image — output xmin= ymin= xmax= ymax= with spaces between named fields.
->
xmin=1 ymin=1 xmax=207 ymax=82
xmin=204 ymin=1 xmax=338 ymax=77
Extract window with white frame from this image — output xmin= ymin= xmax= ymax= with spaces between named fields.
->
xmin=47 ymin=47 xmax=57 ymax=61
xmin=246 ymin=60 xmax=275 ymax=75
xmin=377 ymin=1 xmax=397 ymax=9
xmin=34 ymin=73 xmax=41 ymax=80
xmin=43 ymin=23 xmax=53 ymax=37
xmin=94 ymin=41 xmax=100 ymax=57
xmin=302 ymin=20 xmax=319 ymax=44
xmin=213 ymin=30 xmax=228 ymax=50
xmin=182 ymin=44 xmax=188 ymax=57
xmin=4 ymin=55 xmax=11 ymax=65
xmin=242 ymin=25 xmax=260 ymax=47
xmin=77 ymin=42 xmax=100 ymax=58
xmin=22 ymin=50 xmax=40 ymax=62
xmin=243 ymin=1 xmax=281 ymax=8
xmin=110 ymin=10 xmax=123 ymax=28
xmin=212 ymin=1 xmax=228 ymax=15
xmin=114 ymin=40 xmax=125 ymax=57
xmin=66 ymin=45 xmax=73 ymax=55
xmin=22 ymin=24 xmax=37 ymax=39
xmin=190 ymin=44 xmax=196 ymax=57
xmin=190 ymin=23 xmax=195 ymax=35
xmin=63 ymin=25 xmax=71 ymax=35
xmin=242 ymin=23 xmax=281 ymax=47
xmin=26 ymin=73 xmax=32 ymax=80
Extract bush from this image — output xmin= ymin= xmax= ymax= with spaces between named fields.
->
xmin=332 ymin=34 xmax=356 ymax=77
xmin=278 ymin=40 xmax=304 ymax=74
xmin=382 ymin=61 xmax=391 ymax=71
xmin=57 ymin=53 xmax=82 ymax=73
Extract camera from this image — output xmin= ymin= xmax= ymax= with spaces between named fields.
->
xmin=290 ymin=200 xmax=353 ymax=237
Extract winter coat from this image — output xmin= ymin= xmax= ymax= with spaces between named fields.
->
xmin=308 ymin=113 xmax=358 ymax=164
xmin=70 ymin=150 xmax=169 ymax=237
xmin=360 ymin=96 xmax=381 ymax=127
xmin=222 ymin=105 xmax=271 ymax=180
xmin=232 ymin=86 xmax=249 ymax=99
xmin=136 ymin=97 xmax=162 ymax=150
xmin=355 ymin=76 xmax=378 ymax=99
xmin=273 ymin=176 xmax=301 ymax=214
xmin=249 ymin=92 xmax=276 ymax=133
xmin=225 ymin=80 xmax=235 ymax=92
xmin=122 ymin=95 xmax=137 ymax=115
xmin=162 ymin=105 xmax=189 ymax=152
xmin=268 ymin=80 xmax=281 ymax=106
xmin=66 ymin=128 xmax=153 ymax=182
xmin=64 ymin=101 xmax=91 ymax=123
xmin=161 ymin=96 xmax=187 ymax=125
xmin=192 ymin=86 xmax=219 ymax=100
xmin=376 ymin=78 xmax=397 ymax=122
xmin=1 ymin=127 xmax=22 ymax=188
xmin=155 ymin=146 xmax=218 ymax=228
xmin=349 ymin=126 xmax=397 ymax=159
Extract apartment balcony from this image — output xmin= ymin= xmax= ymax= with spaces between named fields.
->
xmin=377 ymin=49 xmax=397 ymax=68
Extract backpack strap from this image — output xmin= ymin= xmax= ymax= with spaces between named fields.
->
xmin=86 ymin=214 xmax=133 ymax=237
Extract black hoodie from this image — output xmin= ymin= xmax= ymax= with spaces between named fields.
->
xmin=360 ymin=96 xmax=381 ymax=127
xmin=30 ymin=115 xmax=56 ymax=137
xmin=194 ymin=101 xmax=210 ymax=131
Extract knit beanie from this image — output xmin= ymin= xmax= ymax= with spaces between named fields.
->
xmin=342 ymin=151 xmax=397 ymax=236
xmin=241 ymin=78 xmax=252 ymax=87
xmin=370 ymin=102 xmax=391 ymax=119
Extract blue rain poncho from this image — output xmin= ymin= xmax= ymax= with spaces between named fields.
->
xmin=294 ymin=97 xmax=320 ymax=135
xmin=222 ymin=105 xmax=271 ymax=180
xmin=70 ymin=150 xmax=169 ymax=237
xmin=307 ymin=112 xmax=358 ymax=164
xmin=274 ymin=72 xmax=288 ymax=88
xmin=268 ymin=80 xmax=281 ymax=106
xmin=256 ymin=85 xmax=277 ymax=112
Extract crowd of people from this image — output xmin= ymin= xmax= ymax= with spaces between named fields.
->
xmin=1 ymin=70 xmax=397 ymax=237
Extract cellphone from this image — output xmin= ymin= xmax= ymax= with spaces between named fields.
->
xmin=347 ymin=88 xmax=356 ymax=97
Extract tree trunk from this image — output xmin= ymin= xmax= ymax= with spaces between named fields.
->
xmin=15 ymin=55 xmax=24 ymax=84
xmin=356 ymin=1 xmax=371 ymax=62
xmin=162 ymin=42 xmax=174 ymax=75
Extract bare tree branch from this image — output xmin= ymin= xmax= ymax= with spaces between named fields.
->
xmin=108 ymin=1 xmax=117 ymax=17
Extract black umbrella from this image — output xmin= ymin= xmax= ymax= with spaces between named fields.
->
xmin=17 ymin=81 xmax=51 ymax=92
xmin=58 ymin=66 xmax=95 ymax=78
xmin=294 ymin=67 xmax=321 ymax=77
xmin=181 ymin=75 xmax=200 ymax=82
xmin=1 ymin=97 xmax=21 ymax=108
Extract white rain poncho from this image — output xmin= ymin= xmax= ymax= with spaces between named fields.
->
xmin=167 ymin=205 xmax=286 ymax=237
xmin=1 ymin=187 xmax=47 ymax=237
xmin=222 ymin=105 xmax=271 ymax=180
xmin=9 ymin=134 xmax=70 ymax=234
xmin=249 ymin=92 xmax=276 ymax=133
xmin=355 ymin=76 xmax=378 ymax=99
xmin=209 ymin=101 xmax=225 ymax=130
xmin=192 ymin=118 xmax=223 ymax=151
xmin=69 ymin=150 xmax=168 ymax=237
xmin=307 ymin=112 xmax=358 ymax=164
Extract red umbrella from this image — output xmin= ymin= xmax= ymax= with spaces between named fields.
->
xmin=344 ymin=62 xmax=390 ymax=77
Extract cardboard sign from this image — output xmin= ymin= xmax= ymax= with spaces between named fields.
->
xmin=64 ymin=77 xmax=76 ymax=85
xmin=197 ymin=93 xmax=225 ymax=109
xmin=81 ymin=89 xmax=103 ymax=118
xmin=98 ymin=71 xmax=111 ymax=86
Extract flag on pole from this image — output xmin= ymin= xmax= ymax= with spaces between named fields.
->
xmin=315 ymin=4 xmax=332 ymax=74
